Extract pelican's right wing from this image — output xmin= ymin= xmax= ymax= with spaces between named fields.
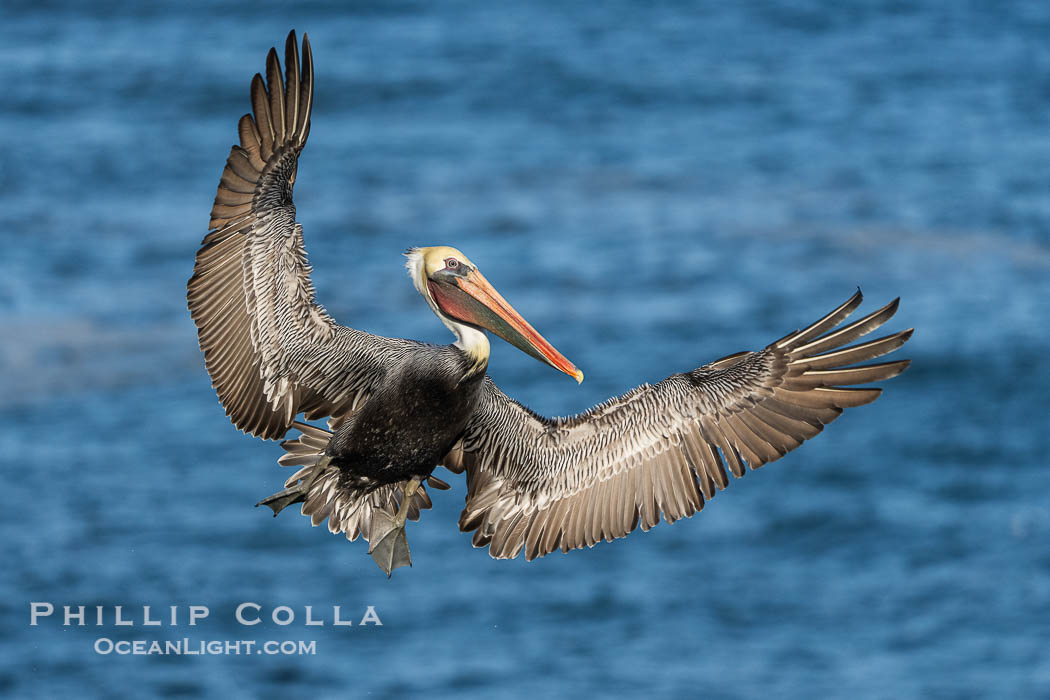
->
xmin=188 ymin=32 xmax=417 ymax=439
xmin=443 ymin=292 xmax=912 ymax=561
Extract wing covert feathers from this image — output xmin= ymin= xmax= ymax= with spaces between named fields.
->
xmin=188 ymin=32 xmax=409 ymax=440
xmin=446 ymin=291 xmax=912 ymax=561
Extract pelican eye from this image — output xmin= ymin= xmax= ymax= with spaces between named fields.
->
xmin=445 ymin=258 xmax=460 ymax=270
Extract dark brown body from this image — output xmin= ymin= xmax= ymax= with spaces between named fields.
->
xmin=326 ymin=345 xmax=485 ymax=490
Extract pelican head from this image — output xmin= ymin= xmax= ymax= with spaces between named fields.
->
xmin=405 ymin=246 xmax=583 ymax=383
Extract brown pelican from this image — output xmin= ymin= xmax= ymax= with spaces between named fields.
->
xmin=188 ymin=31 xmax=912 ymax=575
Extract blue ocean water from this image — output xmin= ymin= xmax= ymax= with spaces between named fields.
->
xmin=2 ymin=1 xmax=1048 ymax=697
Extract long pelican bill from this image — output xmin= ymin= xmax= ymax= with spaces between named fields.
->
xmin=428 ymin=267 xmax=583 ymax=383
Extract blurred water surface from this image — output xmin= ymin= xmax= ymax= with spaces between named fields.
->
xmin=2 ymin=1 xmax=1049 ymax=698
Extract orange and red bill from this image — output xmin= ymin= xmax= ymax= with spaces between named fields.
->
xmin=428 ymin=268 xmax=583 ymax=383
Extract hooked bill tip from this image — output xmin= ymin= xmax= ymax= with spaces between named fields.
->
xmin=573 ymin=369 xmax=584 ymax=384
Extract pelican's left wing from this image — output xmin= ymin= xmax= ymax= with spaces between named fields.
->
xmin=443 ymin=291 xmax=911 ymax=561
xmin=188 ymin=32 xmax=418 ymax=440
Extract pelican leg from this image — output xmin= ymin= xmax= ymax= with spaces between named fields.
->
xmin=368 ymin=478 xmax=421 ymax=577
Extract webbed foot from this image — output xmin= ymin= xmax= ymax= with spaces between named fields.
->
xmin=256 ymin=485 xmax=305 ymax=516
xmin=368 ymin=511 xmax=412 ymax=577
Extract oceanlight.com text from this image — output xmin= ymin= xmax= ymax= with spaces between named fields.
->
xmin=94 ymin=638 xmax=317 ymax=656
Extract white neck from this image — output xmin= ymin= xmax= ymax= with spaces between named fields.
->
xmin=449 ymin=319 xmax=490 ymax=365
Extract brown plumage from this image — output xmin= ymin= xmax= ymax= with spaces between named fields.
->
xmin=188 ymin=32 xmax=421 ymax=441
xmin=443 ymin=293 xmax=910 ymax=561
xmin=187 ymin=31 xmax=913 ymax=573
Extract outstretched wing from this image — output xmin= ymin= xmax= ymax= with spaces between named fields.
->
xmin=443 ymin=291 xmax=912 ymax=561
xmin=188 ymin=31 xmax=416 ymax=439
